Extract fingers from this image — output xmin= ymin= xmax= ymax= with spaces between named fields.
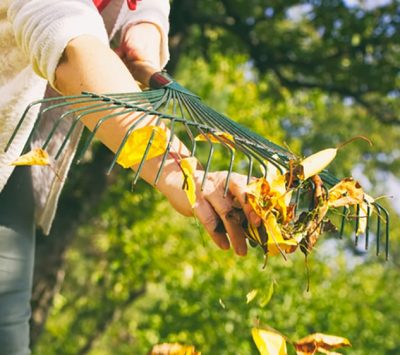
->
xmin=229 ymin=173 xmax=261 ymax=227
xmin=194 ymin=198 xmax=230 ymax=250
xmin=201 ymin=175 xmax=248 ymax=256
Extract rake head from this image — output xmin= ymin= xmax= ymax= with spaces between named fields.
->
xmin=5 ymin=71 xmax=390 ymax=259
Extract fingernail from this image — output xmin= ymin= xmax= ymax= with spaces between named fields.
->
xmin=220 ymin=240 xmax=230 ymax=250
xmin=237 ymin=246 xmax=247 ymax=256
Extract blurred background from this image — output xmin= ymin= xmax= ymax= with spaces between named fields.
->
xmin=31 ymin=0 xmax=399 ymax=354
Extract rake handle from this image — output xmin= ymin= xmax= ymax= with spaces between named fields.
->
xmin=128 ymin=61 xmax=172 ymax=89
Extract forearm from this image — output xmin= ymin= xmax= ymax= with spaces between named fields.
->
xmin=54 ymin=34 xmax=190 ymax=194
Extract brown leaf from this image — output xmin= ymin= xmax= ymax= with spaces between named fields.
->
xmin=295 ymin=333 xmax=351 ymax=355
xmin=328 ymin=178 xmax=364 ymax=208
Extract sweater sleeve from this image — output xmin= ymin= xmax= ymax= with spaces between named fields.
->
xmin=121 ymin=0 xmax=170 ymax=68
xmin=8 ymin=0 xmax=109 ymax=88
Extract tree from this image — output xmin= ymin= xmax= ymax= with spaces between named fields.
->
xmin=31 ymin=1 xmax=400 ymax=353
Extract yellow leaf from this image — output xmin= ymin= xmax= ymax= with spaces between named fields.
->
xmin=150 ymin=343 xmax=200 ymax=355
xmin=295 ymin=333 xmax=351 ymax=355
xmin=328 ymin=178 xmax=364 ymax=208
xmin=252 ymin=328 xmax=287 ymax=355
xmin=246 ymin=289 xmax=259 ymax=304
xmin=180 ymin=157 xmax=197 ymax=208
xmin=264 ymin=214 xmax=298 ymax=256
xmin=246 ymin=176 xmax=291 ymax=223
xmin=117 ymin=126 xmax=167 ymax=168
xmin=299 ymin=148 xmax=337 ymax=180
xmin=356 ymin=193 xmax=374 ymax=235
xmin=11 ymin=148 xmax=50 ymax=166
xmin=194 ymin=132 xmax=235 ymax=150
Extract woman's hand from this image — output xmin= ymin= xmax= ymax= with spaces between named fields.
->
xmin=156 ymin=161 xmax=261 ymax=256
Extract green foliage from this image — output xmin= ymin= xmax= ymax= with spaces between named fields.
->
xmin=34 ymin=53 xmax=399 ymax=354
xmin=34 ymin=1 xmax=399 ymax=353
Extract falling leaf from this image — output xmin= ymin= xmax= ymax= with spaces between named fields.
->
xmin=246 ymin=289 xmax=259 ymax=304
xmin=150 ymin=343 xmax=200 ymax=355
xmin=259 ymin=281 xmax=274 ymax=308
xmin=252 ymin=328 xmax=287 ymax=355
xmin=194 ymin=131 xmax=235 ymax=150
xmin=180 ymin=157 xmax=197 ymax=208
xmin=117 ymin=126 xmax=167 ymax=168
xmin=295 ymin=333 xmax=351 ymax=355
xmin=328 ymin=178 xmax=364 ymax=208
xmin=298 ymin=148 xmax=337 ymax=180
xmin=218 ymin=298 xmax=226 ymax=309
xmin=11 ymin=148 xmax=50 ymax=166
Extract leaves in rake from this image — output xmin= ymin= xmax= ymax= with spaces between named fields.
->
xmin=179 ymin=157 xmax=197 ymax=208
xmin=252 ymin=327 xmax=287 ymax=355
xmin=116 ymin=126 xmax=167 ymax=168
xmin=357 ymin=193 xmax=375 ymax=236
xmin=296 ymin=148 xmax=337 ymax=181
xmin=328 ymin=178 xmax=364 ymax=208
xmin=264 ymin=214 xmax=298 ymax=257
xmin=294 ymin=333 xmax=351 ymax=355
xmin=10 ymin=147 xmax=50 ymax=166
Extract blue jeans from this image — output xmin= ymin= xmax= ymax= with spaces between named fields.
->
xmin=0 ymin=167 xmax=35 ymax=355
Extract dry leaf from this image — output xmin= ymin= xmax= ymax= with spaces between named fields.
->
xmin=194 ymin=131 xmax=235 ymax=150
xmin=328 ymin=178 xmax=364 ymax=208
xmin=295 ymin=333 xmax=351 ymax=355
xmin=11 ymin=148 xmax=50 ymax=166
xmin=252 ymin=328 xmax=287 ymax=355
xmin=357 ymin=193 xmax=374 ymax=235
xmin=298 ymin=148 xmax=337 ymax=180
xmin=180 ymin=157 xmax=197 ymax=208
xmin=117 ymin=126 xmax=167 ymax=168
xmin=150 ymin=343 xmax=200 ymax=355
xmin=264 ymin=214 xmax=298 ymax=256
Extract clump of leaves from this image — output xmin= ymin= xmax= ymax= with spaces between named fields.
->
xmin=243 ymin=137 xmax=374 ymax=261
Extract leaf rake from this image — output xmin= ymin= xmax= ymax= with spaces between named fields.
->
xmin=5 ymin=67 xmax=390 ymax=259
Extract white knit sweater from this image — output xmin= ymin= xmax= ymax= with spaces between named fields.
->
xmin=0 ymin=0 xmax=170 ymax=234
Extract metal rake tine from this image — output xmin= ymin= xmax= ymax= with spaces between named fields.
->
xmin=56 ymin=91 xmax=164 ymax=161
xmin=153 ymin=90 xmax=193 ymax=185
xmin=153 ymin=118 xmax=176 ymax=186
xmin=374 ymin=203 xmax=382 ymax=256
xmin=42 ymin=100 xmax=111 ymax=150
xmin=4 ymin=95 xmax=85 ymax=152
xmin=54 ymin=103 xmax=129 ymax=160
xmin=107 ymin=112 xmax=152 ymax=175
xmin=76 ymin=107 xmax=147 ymax=164
xmin=181 ymin=94 xmax=284 ymax=177
xmin=379 ymin=205 xmax=390 ymax=260
xmin=175 ymin=92 xmax=197 ymax=156
xmin=118 ymin=92 xmax=171 ymax=181
xmin=132 ymin=121 xmax=165 ymax=186
xmin=355 ymin=204 xmax=360 ymax=247
xmin=206 ymin=130 xmax=236 ymax=197
xmin=339 ymin=206 xmax=348 ymax=239
xmin=198 ymin=128 xmax=215 ymax=191
xmin=365 ymin=205 xmax=370 ymax=250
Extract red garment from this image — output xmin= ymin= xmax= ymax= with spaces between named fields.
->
xmin=93 ymin=0 xmax=139 ymax=12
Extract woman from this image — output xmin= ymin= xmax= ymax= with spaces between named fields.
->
xmin=0 ymin=1 xmax=259 ymax=353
